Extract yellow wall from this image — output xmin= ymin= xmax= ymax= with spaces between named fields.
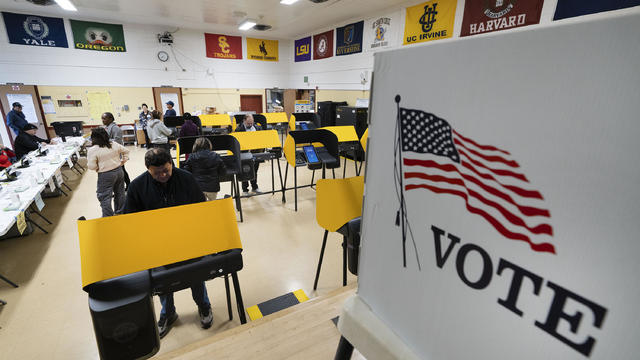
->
xmin=38 ymin=86 xmax=154 ymax=126
xmin=316 ymin=90 xmax=370 ymax=107
xmin=182 ymin=88 xmax=264 ymax=114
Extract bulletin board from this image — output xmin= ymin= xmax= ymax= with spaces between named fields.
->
xmin=86 ymin=91 xmax=113 ymax=122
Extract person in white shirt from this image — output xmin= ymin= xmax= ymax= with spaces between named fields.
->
xmin=146 ymin=109 xmax=173 ymax=151
xmin=87 ymin=127 xmax=130 ymax=217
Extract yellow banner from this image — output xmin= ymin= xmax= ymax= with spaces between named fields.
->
xmin=403 ymin=0 xmax=456 ymax=45
xmin=247 ymin=37 xmax=279 ymax=61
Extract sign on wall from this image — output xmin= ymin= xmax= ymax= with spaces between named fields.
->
xmin=246 ymin=37 xmax=279 ymax=61
xmin=364 ymin=11 xmax=400 ymax=52
xmin=295 ymin=36 xmax=312 ymax=62
xmin=313 ymin=30 xmax=334 ymax=60
xmin=204 ymin=33 xmax=242 ymax=59
xmin=335 ymin=21 xmax=364 ymax=56
xmin=403 ymin=0 xmax=456 ymax=45
xmin=554 ymin=0 xmax=640 ymax=20
xmin=70 ymin=20 xmax=126 ymax=52
xmin=461 ymin=0 xmax=544 ymax=36
xmin=2 ymin=12 xmax=68 ymax=48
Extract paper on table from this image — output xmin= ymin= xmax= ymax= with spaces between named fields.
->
xmin=55 ymin=169 xmax=63 ymax=185
xmin=16 ymin=211 xmax=26 ymax=234
xmin=48 ymin=177 xmax=56 ymax=191
xmin=35 ymin=193 xmax=45 ymax=211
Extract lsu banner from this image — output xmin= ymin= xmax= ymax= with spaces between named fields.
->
xmin=461 ymin=0 xmax=544 ymax=36
xmin=554 ymin=0 xmax=640 ymax=20
xmin=403 ymin=0 xmax=456 ymax=45
xmin=335 ymin=21 xmax=364 ymax=56
xmin=247 ymin=37 xmax=279 ymax=61
xmin=70 ymin=20 xmax=126 ymax=52
xmin=205 ymin=33 xmax=242 ymax=59
xmin=313 ymin=30 xmax=334 ymax=60
xmin=2 ymin=12 xmax=68 ymax=48
xmin=364 ymin=11 xmax=400 ymax=52
xmin=294 ymin=36 xmax=312 ymax=62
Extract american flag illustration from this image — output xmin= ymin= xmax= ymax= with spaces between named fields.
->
xmin=398 ymin=107 xmax=555 ymax=254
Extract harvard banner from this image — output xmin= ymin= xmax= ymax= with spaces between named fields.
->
xmin=313 ymin=30 xmax=333 ymax=60
xmin=2 ymin=12 xmax=68 ymax=48
xmin=461 ymin=0 xmax=544 ymax=36
xmin=364 ymin=11 xmax=400 ymax=52
xmin=403 ymin=0 xmax=456 ymax=45
xmin=295 ymin=36 xmax=312 ymax=62
xmin=205 ymin=33 xmax=242 ymax=59
xmin=554 ymin=0 xmax=640 ymax=20
xmin=247 ymin=38 xmax=279 ymax=61
xmin=336 ymin=21 xmax=364 ymax=56
xmin=70 ymin=20 xmax=126 ymax=52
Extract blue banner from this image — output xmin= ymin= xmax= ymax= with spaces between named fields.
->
xmin=294 ymin=36 xmax=312 ymax=62
xmin=336 ymin=21 xmax=364 ymax=56
xmin=554 ymin=0 xmax=640 ymax=20
xmin=2 ymin=12 xmax=68 ymax=48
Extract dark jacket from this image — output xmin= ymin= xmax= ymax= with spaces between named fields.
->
xmin=123 ymin=167 xmax=205 ymax=213
xmin=164 ymin=108 xmax=177 ymax=117
xmin=182 ymin=150 xmax=225 ymax=192
xmin=14 ymin=131 xmax=50 ymax=159
xmin=179 ymin=119 xmax=199 ymax=137
xmin=7 ymin=110 xmax=28 ymax=135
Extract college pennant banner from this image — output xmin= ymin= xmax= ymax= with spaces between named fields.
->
xmin=335 ymin=21 xmax=364 ymax=56
xmin=2 ymin=12 xmax=68 ymax=48
xmin=294 ymin=36 xmax=312 ymax=62
xmin=247 ymin=37 xmax=279 ymax=61
xmin=554 ymin=0 xmax=640 ymax=20
xmin=364 ymin=11 xmax=400 ymax=52
xmin=403 ymin=0 xmax=456 ymax=45
xmin=313 ymin=30 xmax=334 ymax=60
xmin=461 ymin=0 xmax=544 ymax=37
xmin=205 ymin=33 xmax=242 ymax=59
xmin=70 ymin=20 xmax=126 ymax=52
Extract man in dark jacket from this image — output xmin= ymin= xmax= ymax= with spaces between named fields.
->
xmin=235 ymin=114 xmax=262 ymax=194
xmin=14 ymin=123 xmax=50 ymax=159
xmin=123 ymin=148 xmax=213 ymax=338
xmin=7 ymin=102 xmax=28 ymax=136
xmin=164 ymin=101 xmax=177 ymax=117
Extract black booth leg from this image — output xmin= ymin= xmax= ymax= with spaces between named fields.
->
xmin=342 ymin=237 xmax=347 ymax=287
xmin=294 ymin=167 xmax=298 ymax=212
xmin=224 ymin=275 xmax=233 ymax=321
xmin=25 ymin=214 xmax=48 ymax=234
xmin=277 ymin=159 xmax=285 ymax=203
xmin=334 ymin=336 xmax=354 ymax=360
xmin=282 ymin=163 xmax=288 ymax=203
xmin=233 ymin=177 xmax=244 ymax=222
xmin=353 ymin=150 xmax=358 ymax=176
xmin=271 ymin=159 xmax=275 ymax=195
xmin=0 ymin=299 xmax=6 ymax=306
xmin=0 ymin=273 xmax=19 ymax=288
xmin=231 ymin=272 xmax=247 ymax=324
xmin=311 ymin=169 xmax=315 ymax=185
xmin=343 ymin=157 xmax=347 ymax=178
xmin=332 ymin=168 xmax=336 ymax=179
xmin=313 ymin=230 xmax=329 ymax=291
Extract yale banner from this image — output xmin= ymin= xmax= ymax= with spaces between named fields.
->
xmin=461 ymin=0 xmax=544 ymax=36
xmin=2 ymin=12 xmax=68 ymax=48
xmin=247 ymin=37 xmax=279 ymax=61
xmin=336 ymin=21 xmax=364 ymax=56
xmin=295 ymin=36 xmax=312 ymax=62
xmin=403 ymin=0 xmax=456 ymax=45
xmin=205 ymin=33 xmax=243 ymax=59
xmin=70 ymin=19 xmax=126 ymax=52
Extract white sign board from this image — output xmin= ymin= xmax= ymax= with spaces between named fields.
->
xmin=6 ymin=93 xmax=38 ymax=124
xmin=359 ymin=11 xmax=640 ymax=359
xmin=160 ymin=93 xmax=180 ymax=115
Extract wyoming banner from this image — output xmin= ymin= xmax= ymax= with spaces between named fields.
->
xmin=247 ymin=38 xmax=279 ymax=61
xmin=70 ymin=19 xmax=126 ymax=52
xmin=403 ymin=0 xmax=456 ymax=45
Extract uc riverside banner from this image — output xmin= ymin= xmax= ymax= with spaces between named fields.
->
xmin=247 ymin=38 xmax=279 ymax=61
xmin=205 ymin=33 xmax=242 ymax=59
xmin=403 ymin=0 xmax=456 ymax=45
xmin=2 ymin=12 xmax=68 ymax=48
xmin=364 ymin=11 xmax=400 ymax=52
xmin=461 ymin=0 xmax=544 ymax=37
xmin=70 ymin=20 xmax=126 ymax=52
xmin=295 ymin=36 xmax=312 ymax=62
xmin=554 ymin=0 xmax=640 ymax=20
xmin=313 ymin=30 xmax=334 ymax=60
xmin=336 ymin=21 xmax=364 ymax=56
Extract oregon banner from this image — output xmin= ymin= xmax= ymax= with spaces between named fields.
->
xmin=70 ymin=19 xmax=126 ymax=52
xmin=247 ymin=38 xmax=279 ymax=61
xmin=403 ymin=0 xmax=456 ymax=45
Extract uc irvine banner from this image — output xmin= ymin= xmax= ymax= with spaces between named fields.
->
xmin=295 ymin=36 xmax=312 ymax=62
xmin=70 ymin=20 xmax=126 ymax=52
xmin=403 ymin=0 xmax=456 ymax=45
xmin=2 ymin=12 xmax=68 ymax=48
xmin=461 ymin=0 xmax=544 ymax=37
xmin=313 ymin=30 xmax=334 ymax=60
xmin=554 ymin=0 xmax=640 ymax=20
xmin=335 ymin=21 xmax=364 ymax=56
xmin=364 ymin=11 xmax=400 ymax=52
xmin=204 ymin=33 xmax=242 ymax=59
xmin=247 ymin=38 xmax=279 ymax=61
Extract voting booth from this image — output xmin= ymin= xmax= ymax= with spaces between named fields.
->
xmin=337 ymin=10 xmax=640 ymax=360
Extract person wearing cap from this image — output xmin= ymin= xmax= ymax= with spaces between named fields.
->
xmin=7 ymin=102 xmax=29 ymax=136
xmin=164 ymin=101 xmax=177 ymax=117
xmin=14 ymin=123 xmax=50 ymax=159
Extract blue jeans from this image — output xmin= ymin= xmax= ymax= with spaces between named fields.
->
xmin=159 ymin=282 xmax=211 ymax=316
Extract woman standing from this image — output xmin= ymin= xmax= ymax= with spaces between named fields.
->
xmin=138 ymin=103 xmax=152 ymax=148
xmin=147 ymin=110 xmax=173 ymax=150
xmin=87 ymin=128 xmax=130 ymax=217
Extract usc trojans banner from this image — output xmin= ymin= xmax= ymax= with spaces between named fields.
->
xmin=205 ymin=33 xmax=242 ymax=59
xmin=246 ymin=37 xmax=279 ymax=61
xmin=461 ymin=0 xmax=544 ymax=37
xmin=313 ymin=30 xmax=334 ymax=60
xmin=403 ymin=0 xmax=456 ymax=45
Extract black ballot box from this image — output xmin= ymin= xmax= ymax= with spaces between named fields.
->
xmin=336 ymin=107 xmax=368 ymax=138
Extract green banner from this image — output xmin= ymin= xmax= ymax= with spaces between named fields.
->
xmin=70 ymin=19 xmax=126 ymax=52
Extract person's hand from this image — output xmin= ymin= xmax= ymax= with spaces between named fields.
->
xmin=49 ymin=140 xmax=57 ymax=145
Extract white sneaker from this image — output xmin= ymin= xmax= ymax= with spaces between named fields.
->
xmin=242 ymin=190 xmax=250 ymax=196
xmin=251 ymin=188 xmax=262 ymax=194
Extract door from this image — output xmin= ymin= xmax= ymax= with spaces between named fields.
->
xmin=240 ymin=95 xmax=263 ymax=114
xmin=152 ymin=87 xmax=183 ymax=116
xmin=0 ymin=85 xmax=48 ymax=145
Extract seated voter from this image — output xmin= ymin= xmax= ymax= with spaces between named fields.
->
xmin=0 ymin=145 xmax=16 ymax=168
xmin=147 ymin=110 xmax=173 ymax=150
xmin=182 ymin=137 xmax=225 ymax=201
xmin=14 ymin=123 xmax=51 ymax=159
xmin=123 ymin=148 xmax=213 ymax=338
xmin=179 ymin=113 xmax=200 ymax=137
xmin=235 ymin=114 xmax=262 ymax=194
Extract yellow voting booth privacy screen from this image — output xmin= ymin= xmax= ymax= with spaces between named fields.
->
xmin=403 ymin=0 xmax=456 ymax=45
xmin=246 ymin=38 xmax=279 ymax=61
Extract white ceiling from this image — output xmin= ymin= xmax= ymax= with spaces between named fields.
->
xmin=1 ymin=0 xmax=413 ymax=39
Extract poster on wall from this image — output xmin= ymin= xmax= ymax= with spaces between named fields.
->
xmin=461 ymin=0 xmax=544 ymax=36
xmin=554 ymin=0 xmax=640 ymax=20
xmin=41 ymin=96 xmax=56 ymax=114
xmin=313 ymin=30 xmax=334 ymax=60
xmin=335 ymin=20 xmax=364 ymax=56
xmin=364 ymin=11 xmax=400 ymax=52
xmin=1 ymin=12 xmax=68 ymax=48
xmin=294 ymin=36 xmax=312 ymax=62
xmin=70 ymin=20 xmax=126 ymax=52
xmin=246 ymin=38 xmax=279 ymax=61
xmin=403 ymin=0 xmax=456 ymax=45
xmin=86 ymin=92 xmax=113 ymax=122
xmin=204 ymin=33 xmax=242 ymax=59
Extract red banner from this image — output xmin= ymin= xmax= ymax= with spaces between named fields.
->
xmin=313 ymin=30 xmax=333 ymax=60
xmin=205 ymin=33 xmax=243 ymax=59
xmin=460 ymin=0 xmax=544 ymax=37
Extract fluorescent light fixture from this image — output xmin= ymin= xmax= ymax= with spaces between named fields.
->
xmin=238 ymin=19 xmax=256 ymax=31
xmin=55 ymin=0 xmax=77 ymax=11
xmin=280 ymin=0 xmax=300 ymax=5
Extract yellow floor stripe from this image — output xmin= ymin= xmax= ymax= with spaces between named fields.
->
xmin=293 ymin=289 xmax=309 ymax=303
xmin=247 ymin=305 xmax=263 ymax=321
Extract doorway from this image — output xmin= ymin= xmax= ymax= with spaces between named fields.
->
xmin=240 ymin=95 xmax=263 ymax=114
xmin=0 ymin=85 xmax=48 ymax=145
xmin=152 ymin=87 xmax=184 ymax=116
